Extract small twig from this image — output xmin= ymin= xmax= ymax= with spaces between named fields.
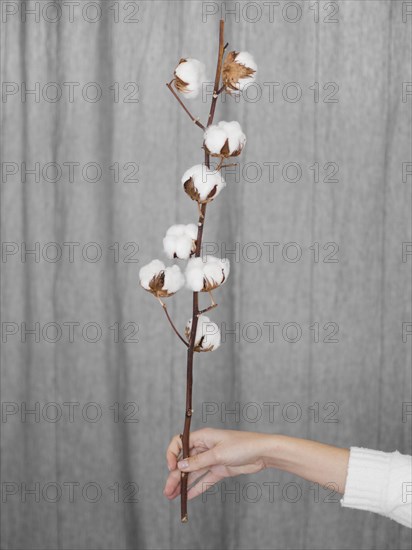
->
xmin=166 ymin=81 xmax=206 ymax=130
xmin=216 ymin=85 xmax=225 ymax=95
xmin=198 ymin=291 xmax=218 ymax=316
xmin=215 ymin=157 xmax=225 ymax=171
xmin=198 ymin=303 xmax=218 ymax=315
xmin=208 ymin=160 xmax=238 ymax=172
xmin=197 ymin=201 xmax=205 ymax=219
xmin=210 ymin=290 xmax=216 ymax=304
xmin=157 ymin=298 xmax=188 ymax=347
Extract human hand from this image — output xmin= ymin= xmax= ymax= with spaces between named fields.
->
xmin=163 ymin=428 xmax=271 ymax=500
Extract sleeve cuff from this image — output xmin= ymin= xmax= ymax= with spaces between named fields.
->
xmin=341 ymin=447 xmax=392 ymax=515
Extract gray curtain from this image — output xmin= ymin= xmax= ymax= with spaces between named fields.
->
xmin=1 ymin=1 xmax=411 ymax=549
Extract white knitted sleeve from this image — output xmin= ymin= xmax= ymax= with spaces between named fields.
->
xmin=341 ymin=447 xmax=412 ymax=528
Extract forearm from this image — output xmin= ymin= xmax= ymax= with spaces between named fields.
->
xmin=261 ymin=435 xmax=350 ymax=494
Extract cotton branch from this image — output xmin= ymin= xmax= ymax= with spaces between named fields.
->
xmin=141 ymin=21 xmax=257 ymax=524
xmin=180 ymin=19 xmax=226 ymax=524
xmin=157 ymin=298 xmax=188 ymax=347
xmin=197 ymin=291 xmax=218 ymax=316
xmin=166 ymin=81 xmax=206 ymax=130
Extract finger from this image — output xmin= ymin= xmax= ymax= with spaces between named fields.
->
xmin=187 ymin=471 xmax=222 ymax=500
xmin=168 ymin=484 xmax=181 ymax=501
xmin=166 ymin=434 xmax=183 ymax=471
xmin=189 ymin=428 xmax=221 ymax=450
xmin=163 ymin=468 xmax=181 ymax=498
xmin=177 ymin=448 xmax=217 ymax=472
xmin=164 ymin=447 xmax=205 ymax=498
xmin=167 ymin=427 xmax=219 ymax=471
xmin=164 ymin=468 xmax=209 ymax=500
xmin=188 ymin=468 xmax=209 ymax=489
xmin=166 ymin=431 xmax=210 ymax=471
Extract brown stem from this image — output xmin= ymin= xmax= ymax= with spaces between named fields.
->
xmin=157 ymin=298 xmax=188 ymax=347
xmin=197 ymin=201 xmax=205 ymax=219
xmin=180 ymin=19 xmax=225 ymax=524
xmin=166 ymin=81 xmax=206 ymax=130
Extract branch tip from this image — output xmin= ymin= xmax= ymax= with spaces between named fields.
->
xmin=159 ymin=299 xmax=189 ymax=347
xmin=166 ymin=81 xmax=206 ymax=130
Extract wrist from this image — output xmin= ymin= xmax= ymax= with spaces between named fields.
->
xmin=258 ymin=433 xmax=291 ymax=470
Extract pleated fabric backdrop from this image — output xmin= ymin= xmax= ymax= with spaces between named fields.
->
xmin=1 ymin=1 xmax=411 ymax=548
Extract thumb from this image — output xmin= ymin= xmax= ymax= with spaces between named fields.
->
xmin=177 ymin=449 xmax=217 ymax=472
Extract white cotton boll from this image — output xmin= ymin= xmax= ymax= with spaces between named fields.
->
xmin=139 ymin=259 xmax=165 ymax=290
xmin=221 ymin=258 xmax=230 ymax=279
xmin=165 ymin=224 xmax=187 ymax=237
xmin=235 ymin=51 xmax=257 ymax=73
xmin=163 ymin=265 xmax=185 ymax=293
xmin=185 ymin=315 xmax=221 ymax=352
xmin=174 ymin=235 xmax=193 ymax=259
xmin=163 ymin=236 xmax=179 ymax=259
xmin=222 ymin=50 xmax=257 ymax=94
xmin=203 ymin=256 xmax=230 ymax=287
xmin=181 ymin=164 xmax=202 ymax=185
xmin=181 ymin=164 xmax=226 ymax=203
xmin=139 ymin=259 xmax=184 ymax=297
xmin=163 ymin=224 xmax=198 ymax=259
xmin=174 ymin=58 xmax=206 ymax=99
xmin=203 ymin=126 xmax=228 ymax=155
xmin=219 ymin=121 xmax=246 ymax=154
xmin=185 ymin=257 xmax=205 ymax=291
xmin=237 ymin=76 xmax=254 ymax=91
xmin=185 ymin=223 xmax=198 ymax=240
xmin=204 ymin=121 xmax=246 ymax=157
xmin=203 ymin=262 xmax=225 ymax=284
xmin=185 ymin=255 xmax=230 ymax=291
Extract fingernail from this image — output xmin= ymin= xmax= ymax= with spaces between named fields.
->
xmin=178 ymin=460 xmax=189 ymax=469
xmin=167 ymin=463 xmax=173 ymax=471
